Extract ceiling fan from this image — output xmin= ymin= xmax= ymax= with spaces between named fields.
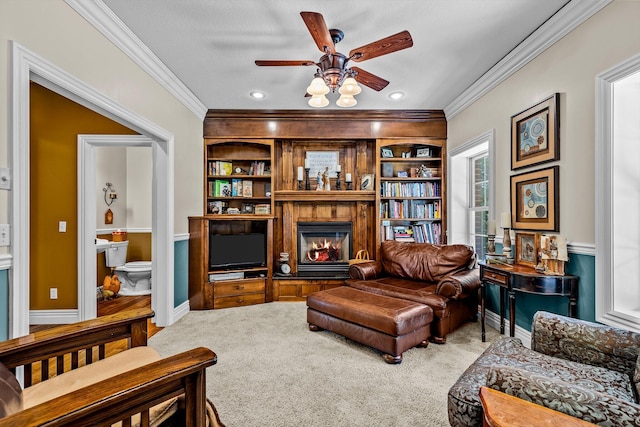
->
xmin=255 ymin=11 xmax=413 ymax=107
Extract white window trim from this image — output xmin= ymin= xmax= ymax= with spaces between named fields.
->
xmin=448 ymin=130 xmax=496 ymax=246
xmin=595 ymin=52 xmax=640 ymax=332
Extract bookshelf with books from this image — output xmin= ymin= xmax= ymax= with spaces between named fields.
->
xmin=377 ymin=138 xmax=446 ymax=247
xmin=204 ymin=139 xmax=274 ymax=217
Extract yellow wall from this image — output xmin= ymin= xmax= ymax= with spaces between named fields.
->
xmin=29 ymin=82 xmax=136 ymax=310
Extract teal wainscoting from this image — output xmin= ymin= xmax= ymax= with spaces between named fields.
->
xmin=0 ymin=268 xmax=8 ymax=341
xmin=174 ymin=238 xmax=189 ymax=307
xmin=483 ymin=250 xmax=595 ymax=333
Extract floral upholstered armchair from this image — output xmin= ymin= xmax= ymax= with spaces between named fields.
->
xmin=448 ymin=311 xmax=640 ymax=427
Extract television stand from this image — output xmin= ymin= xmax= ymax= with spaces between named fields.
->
xmin=188 ymin=217 xmax=274 ymax=309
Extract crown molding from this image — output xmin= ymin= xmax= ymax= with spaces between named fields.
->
xmin=444 ymin=0 xmax=612 ymax=119
xmin=65 ymin=0 xmax=207 ymax=120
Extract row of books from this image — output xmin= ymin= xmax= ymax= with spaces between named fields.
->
xmin=380 ymin=181 xmax=440 ymax=198
xmin=208 ymin=179 xmax=253 ymax=197
xmin=380 ymin=200 xmax=441 ymax=219
xmin=207 ymin=160 xmax=269 ymax=176
xmin=381 ymin=222 xmax=442 ymax=244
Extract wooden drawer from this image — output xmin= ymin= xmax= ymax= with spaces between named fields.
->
xmin=213 ymin=278 xmax=265 ymax=297
xmin=482 ymin=269 xmax=507 ymax=286
xmin=214 ymin=292 xmax=265 ymax=309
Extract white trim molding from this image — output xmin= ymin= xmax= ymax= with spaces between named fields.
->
xmin=0 ymin=255 xmax=12 ymax=270
xmin=10 ymin=41 xmax=175 ymax=338
xmin=595 ymin=52 xmax=640 ymax=333
xmin=173 ymin=300 xmax=190 ymax=323
xmin=484 ymin=310 xmax=532 ymax=349
xmin=65 ymin=0 xmax=206 ymax=120
xmin=29 ymin=310 xmax=79 ymax=325
xmin=445 ymin=0 xmax=612 ymax=119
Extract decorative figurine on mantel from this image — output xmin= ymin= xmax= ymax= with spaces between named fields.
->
xmin=316 ymin=171 xmax=323 ymax=191
xmin=322 ymin=167 xmax=331 ymax=191
xmin=536 ymin=234 xmax=568 ymax=275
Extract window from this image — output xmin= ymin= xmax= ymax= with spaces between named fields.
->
xmin=596 ymin=54 xmax=640 ymax=332
xmin=449 ymin=130 xmax=495 ymax=259
xmin=469 ymin=154 xmax=489 ymax=260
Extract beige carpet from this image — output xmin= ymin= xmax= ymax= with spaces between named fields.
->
xmin=149 ymin=301 xmax=500 ymax=427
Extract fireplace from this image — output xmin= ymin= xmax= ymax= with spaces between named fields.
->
xmin=297 ymin=222 xmax=352 ymax=274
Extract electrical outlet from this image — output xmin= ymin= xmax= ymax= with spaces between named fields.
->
xmin=50 ymin=288 xmax=58 ymax=299
xmin=59 ymin=221 xmax=66 ymax=233
xmin=0 ymin=224 xmax=9 ymax=246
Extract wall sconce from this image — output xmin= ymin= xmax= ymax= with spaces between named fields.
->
xmin=103 ymin=182 xmax=117 ymax=206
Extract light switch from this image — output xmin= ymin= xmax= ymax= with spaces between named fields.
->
xmin=59 ymin=221 xmax=67 ymax=233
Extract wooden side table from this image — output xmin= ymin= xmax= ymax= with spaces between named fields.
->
xmin=479 ymin=261 xmax=579 ymax=342
xmin=480 ymin=387 xmax=597 ymax=427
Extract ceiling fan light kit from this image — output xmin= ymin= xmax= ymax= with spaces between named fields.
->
xmin=336 ymin=94 xmax=357 ymax=108
xmin=308 ymin=94 xmax=329 ymax=108
xmin=255 ymin=11 xmax=413 ymax=108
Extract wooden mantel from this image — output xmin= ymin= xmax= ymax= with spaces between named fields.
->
xmin=204 ymin=109 xmax=447 ymax=139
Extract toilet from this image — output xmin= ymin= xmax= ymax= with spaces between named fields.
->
xmin=105 ymin=240 xmax=152 ymax=296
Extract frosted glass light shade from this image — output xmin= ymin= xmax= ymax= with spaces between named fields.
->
xmin=336 ymin=94 xmax=357 ymax=107
xmin=307 ymin=77 xmax=329 ymax=96
xmin=308 ymin=94 xmax=329 ymax=108
xmin=338 ymin=77 xmax=361 ymax=96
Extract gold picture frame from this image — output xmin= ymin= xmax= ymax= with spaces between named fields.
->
xmin=515 ymin=231 xmax=540 ymax=267
xmin=510 ymin=166 xmax=559 ymax=231
xmin=511 ymin=93 xmax=560 ymax=170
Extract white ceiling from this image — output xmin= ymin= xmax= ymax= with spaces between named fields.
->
xmin=100 ymin=0 xmax=571 ymax=111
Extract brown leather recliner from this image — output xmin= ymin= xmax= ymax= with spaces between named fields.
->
xmin=346 ymin=240 xmax=480 ymax=343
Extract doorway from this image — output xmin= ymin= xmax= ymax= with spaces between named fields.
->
xmin=10 ymin=41 xmax=175 ymax=338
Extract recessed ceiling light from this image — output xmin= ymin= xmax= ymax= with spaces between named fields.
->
xmin=250 ymin=91 xmax=265 ymax=99
xmin=388 ymin=91 xmax=405 ymax=100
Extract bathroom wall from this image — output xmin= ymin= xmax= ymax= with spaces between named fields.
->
xmin=96 ymin=146 xmax=127 ymax=230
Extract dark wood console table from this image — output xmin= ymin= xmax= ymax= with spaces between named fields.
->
xmin=479 ymin=261 xmax=579 ymax=342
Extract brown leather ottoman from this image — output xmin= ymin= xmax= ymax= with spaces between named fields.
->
xmin=306 ymin=286 xmax=433 ymax=364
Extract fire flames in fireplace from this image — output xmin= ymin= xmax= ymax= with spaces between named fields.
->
xmin=306 ymin=238 xmax=342 ymax=262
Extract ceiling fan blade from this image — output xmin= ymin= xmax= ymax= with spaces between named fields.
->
xmin=351 ymin=67 xmax=389 ymax=92
xmin=300 ymin=11 xmax=335 ymax=54
xmin=349 ymin=30 xmax=413 ymax=62
xmin=255 ymin=60 xmax=316 ymax=67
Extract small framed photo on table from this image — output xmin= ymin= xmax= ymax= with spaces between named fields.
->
xmin=515 ymin=231 xmax=540 ymax=267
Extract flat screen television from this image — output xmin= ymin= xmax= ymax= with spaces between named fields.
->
xmin=209 ymin=233 xmax=266 ymax=270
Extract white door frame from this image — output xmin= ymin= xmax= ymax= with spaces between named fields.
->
xmin=10 ymin=41 xmax=175 ymax=338
xmin=78 ymin=135 xmax=160 ymax=322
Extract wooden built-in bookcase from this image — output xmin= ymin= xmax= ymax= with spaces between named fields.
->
xmin=190 ymin=110 xmax=447 ymax=308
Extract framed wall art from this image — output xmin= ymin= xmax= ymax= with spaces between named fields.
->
xmin=510 ymin=165 xmax=559 ymax=231
xmin=511 ymin=93 xmax=560 ymax=170
xmin=515 ymin=231 xmax=540 ymax=267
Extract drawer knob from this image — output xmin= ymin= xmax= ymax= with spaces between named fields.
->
xmin=237 ymin=298 xmax=244 ymax=303
xmin=236 ymin=285 xmax=244 ymax=290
